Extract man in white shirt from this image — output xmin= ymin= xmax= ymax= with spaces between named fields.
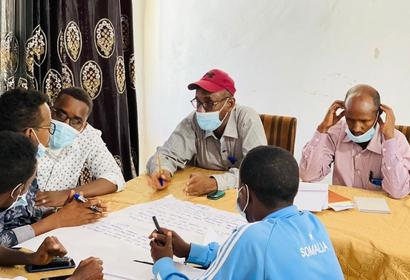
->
xmin=36 ymin=87 xmax=125 ymax=207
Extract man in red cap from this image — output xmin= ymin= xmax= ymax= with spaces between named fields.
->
xmin=146 ymin=69 xmax=267 ymax=195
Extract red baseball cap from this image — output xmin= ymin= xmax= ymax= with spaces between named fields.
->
xmin=188 ymin=69 xmax=236 ymax=95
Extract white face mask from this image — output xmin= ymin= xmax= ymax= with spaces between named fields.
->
xmin=236 ymin=184 xmax=249 ymax=220
xmin=6 ymin=183 xmax=29 ymax=211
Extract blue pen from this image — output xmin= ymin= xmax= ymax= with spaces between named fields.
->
xmin=228 ymin=155 xmax=237 ymax=165
xmin=73 ymin=193 xmax=102 ymax=213
xmin=369 ymin=171 xmax=382 ymax=187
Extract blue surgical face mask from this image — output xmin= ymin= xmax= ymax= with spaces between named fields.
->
xmin=196 ymin=99 xmax=230 ymax=132
xmin=236 ymin=184 xmax=249 ymax=220
xmin=345 ymin=116 xmax=378 ymax=143
xmin=50 ymin=120 xmax=79 ymax=150
xmin=31 ymin=129 xmax=47 ymax=158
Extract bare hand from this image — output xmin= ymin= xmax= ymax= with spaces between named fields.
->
xmin=69 ymin=257 xmax=104 ymax=280
xmin=378 ymin=104 xmax=395 ymax=140
xmin=36 ymin=190 xmax=71 ymax=207
xmin=149 ymin=228 xmax=190 ymax=259
xmin=150 ymin=231 xmax=174 ymax=262
xmin=56 ymin=193 xmax=107 ymax=227
xmin=185 ymin=173 xmax=217 ymax=196
xmin=148 ymin=170 xmax=172 ymax=191
xmin=29 ymin=236 xmax=67 ymax=265
xmin=317 ymin=100 xmax=345 ymax=133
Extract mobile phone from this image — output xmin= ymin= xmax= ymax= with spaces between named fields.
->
xmin=207 ymin=190 xmax=225 ymax=200
xmin=40 ymin=275 xmax=71 ymax=280
xmin=25 ymin=257 xmax=75 ymax=273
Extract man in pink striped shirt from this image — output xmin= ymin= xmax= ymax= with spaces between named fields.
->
xmin=300 ymin=84 xmax=410 ymax=199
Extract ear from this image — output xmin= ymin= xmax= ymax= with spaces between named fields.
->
xmin=22 ymin=128 xmax=32 ymax=138
xmin=228 ymin=97 xmax=236 ymax=109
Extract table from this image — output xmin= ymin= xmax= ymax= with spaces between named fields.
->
xmin=1 ymin=167 xmax=409 ymax=279
xmin=316 ymin=185 xmax=410 ymax=279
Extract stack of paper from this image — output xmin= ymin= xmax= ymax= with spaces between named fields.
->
xmin=328 ymin=190 xmax=354 ymax=211
xmin=293 ymin=182 xmax=328 ymax=212
xmin=19 ymin=195 xmax=246 ymax=279
xmin=354 ymin=196 xmax=391 ymax=214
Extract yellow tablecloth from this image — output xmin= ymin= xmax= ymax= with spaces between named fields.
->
xmin=316 ymin=185 xmax=410 ymax=279
xmin=1 ymin=167 xmax=409 ymax=279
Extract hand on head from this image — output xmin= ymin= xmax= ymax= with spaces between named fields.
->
xmin=377 ymin=104 xmax=396 ymax=140
xmin=317 ymin=100 xmax=345 ymax=133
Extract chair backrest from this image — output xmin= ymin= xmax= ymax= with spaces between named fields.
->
xmin=396 ymin=125 xmax=410 ymax=144
xmin=259 ymin=114 xmax=297 ymax=155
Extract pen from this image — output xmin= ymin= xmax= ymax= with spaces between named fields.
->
xmin=73 ymin=193 xmax=103 ymax=213
xmin=152 ymin=216 xmax=163 ymax=234
xmin=133 ymin=259 xmax=206 ymax=270
xmin=133 ymin=260 xmax=154 ymax=266
xmin=157 ymin=154 xmax=164 ymax=186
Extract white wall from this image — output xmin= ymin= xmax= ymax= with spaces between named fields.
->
xmin=135 ymin=0 xmax=410 ymax=173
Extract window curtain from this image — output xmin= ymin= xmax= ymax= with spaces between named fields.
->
xmin=0 ymin=0 xmax=139 ymax=179
xmin=0 ymin=0 xmax=33 ymax=91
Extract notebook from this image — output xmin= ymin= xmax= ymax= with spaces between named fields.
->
xmin=328 ymin=191 xmax=353 ymax=211
xmin=354 ymin=196 xmax=391 ymax=214
xmin=328 ymin=190 xmax=351 ymax=204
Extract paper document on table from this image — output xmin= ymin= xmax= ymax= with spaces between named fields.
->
xmin=293 ymin=182 xmax=329 ymax=212
xmin=328 ymin=190 xmax=354 ymax=211
xmin=20 ymin=195 xmax=245 ymax=279
xmin=354 ymin=196 xmax=391 ymax=214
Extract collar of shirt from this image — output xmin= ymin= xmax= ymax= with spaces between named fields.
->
xmin=204 ymin=106 xmax=239 ymax=140
xmin=263 ymin=205 xmax=299 ymax=221
xmin=341 ymin=122 xmax=383 ymax=155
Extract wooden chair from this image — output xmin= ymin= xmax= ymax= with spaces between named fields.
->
xmin=396 ymin=124 xmax=410 ymax=144
xmin=259 ymin=114 xmax=297 ymax=155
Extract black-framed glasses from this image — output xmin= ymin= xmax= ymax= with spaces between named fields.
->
xmin=190 ymin=97 xmax=229 ymax=111
xmin=51 ymin=107 xmax=84 ymax=129
xmin=35 ymin=122 xmax=56 ymax=135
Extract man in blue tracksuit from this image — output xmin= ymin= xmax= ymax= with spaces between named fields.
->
xmin=150 ymin=145 xmax=344 ymax=279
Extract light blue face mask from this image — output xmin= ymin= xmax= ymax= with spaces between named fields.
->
xmin=345 ymin=116 xmax=378 ymax=143
xmin=50 ymin=120 xmax=79 ymax=150
xmin=196 ymin=99 xmax=229 ymax=132
xmin=236 ymin=184 xmax=249 ymax=220
xmin=31 ymin=129 xmax=47 ymax=158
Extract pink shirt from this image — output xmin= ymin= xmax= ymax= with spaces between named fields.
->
xmin=300 ymin=120 xmax=410 ymax=199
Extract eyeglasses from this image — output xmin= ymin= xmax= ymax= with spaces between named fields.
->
xmin=35 ymin=122 xmax=56 ymax=135
xmin=51 ymin=107 xmax=84 ymax=130
xmin=190 ymin=97 xmax=230 ymax=112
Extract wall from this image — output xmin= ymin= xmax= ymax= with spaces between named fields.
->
xmin=135 ymin=0 xmax=410 ymax=173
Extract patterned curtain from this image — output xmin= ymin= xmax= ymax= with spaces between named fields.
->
xmin=0 ymin=0 xmax=139 ymax=179
xmin=0 ymin=0 xmax=33 ymax=91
